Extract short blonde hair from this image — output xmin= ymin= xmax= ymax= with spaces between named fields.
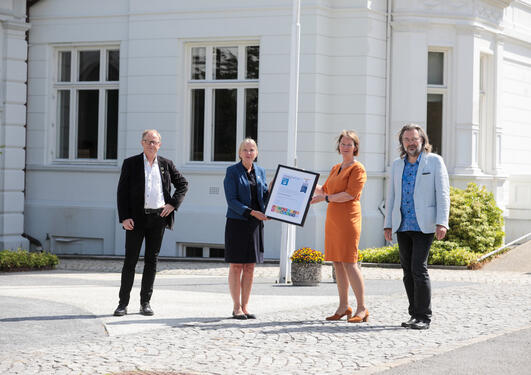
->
xmin=142 ymin=129 xmax=161 ymax=142
xmin=336 ymin=130 xmax=359 ymax=156
xmin=238 ymin=138 xmax=258 ymax=159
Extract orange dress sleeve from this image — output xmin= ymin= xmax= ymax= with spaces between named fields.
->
xmin=345 ymin=163 xmax=367 ymax=199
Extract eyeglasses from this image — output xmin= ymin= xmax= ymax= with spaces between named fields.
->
xmin=143 ymin=140 xmax=160 ymax=146
xmin=340 ymin=143 xmax=354 ymax=148
xmin=403 ymin=137 xmax=421 ymax=144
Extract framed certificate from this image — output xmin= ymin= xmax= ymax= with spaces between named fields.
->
xmin=265 ymin=164 xmax=320 ymax=226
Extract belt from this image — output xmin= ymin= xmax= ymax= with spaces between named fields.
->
xmin=144 ymin=208 xmax=163 ymax=215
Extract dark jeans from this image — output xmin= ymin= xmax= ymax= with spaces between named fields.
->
xmin=397 ymin=231 xmax=434 ymax=323
xmin=119 ymin=213 xmax=166 ymax=306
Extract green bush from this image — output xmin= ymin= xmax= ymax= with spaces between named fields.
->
xmin=446 ymin=183 xmax=504 ymax=253
xmin=0 ymin=249 xmax=59 ymax=271
xmin=360 ymin=244 xmax=400 ymax=264
xmin=360 ymin=241 xmax=478 ymax=267
xmin=429 ymin=241 xmax=477 ymax=266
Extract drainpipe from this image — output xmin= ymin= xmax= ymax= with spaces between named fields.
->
xmin=384 ymin=0 xmax=392 ymax=169
xmin=23 ymin=1 xmax=33 ymax=249
xmin=380 ymin=0 xmax=393 ymax=225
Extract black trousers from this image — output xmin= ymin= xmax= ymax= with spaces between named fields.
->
xmin=397 ymin=231 xmax=434 ymax=323
xmin=119 ymin=213 xmax=166 ymax=306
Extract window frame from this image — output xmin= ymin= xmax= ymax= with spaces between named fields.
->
xmin=427 ymin=48 xmax=449 ymax=157
xmin=178 ymin=243 xmax=225 ymax=258
xmin=184 ymin=41 xmax=260 ymax=165
xmin=52 ymin=45 xmax=120 ymax=164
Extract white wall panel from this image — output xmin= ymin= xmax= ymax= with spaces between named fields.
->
xmin=502 ymin=57 xmax=531 ymax=175
xmin=3 ymin=125 xmax=25 ymax=148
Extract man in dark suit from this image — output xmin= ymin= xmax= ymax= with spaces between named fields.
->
xmin=114 ymin=129 xmax=188 ymax=316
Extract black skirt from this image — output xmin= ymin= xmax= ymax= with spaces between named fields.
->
xmin=224 ymin=218 xmax=264 ymax=264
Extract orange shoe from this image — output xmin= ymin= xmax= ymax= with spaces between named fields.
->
xmin=326 ymin=307 xmax=353 ymax=321
xmin=348 ymin=309 xmax=369 ymax=323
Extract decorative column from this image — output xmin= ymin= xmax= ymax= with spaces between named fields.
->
xmin=389 ymin=25 xmax=428 ymax=162
xmin=492 ymin=37 xmax=505 ymax=176
xmin=453 ymin=28 xmax=482 ymax=175
xmin=490 ymin=36 xmax=508 ymax=209
xmin=0 ymin=16 xmax=30 ymax=250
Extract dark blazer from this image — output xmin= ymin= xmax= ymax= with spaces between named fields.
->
xmin=117 ymin=153 xmax=188 ymax=230
xmin=224 ymin=161 xmax=268 ymax=220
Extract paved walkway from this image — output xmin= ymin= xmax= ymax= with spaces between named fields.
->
xmin=482 ymin=239 xmax=531 ymax=272
xmin=0 ymin=259 xmax=530 ymax=374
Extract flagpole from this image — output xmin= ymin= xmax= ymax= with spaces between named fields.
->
xmin=278 ymin=0 xmax=301 ymax=284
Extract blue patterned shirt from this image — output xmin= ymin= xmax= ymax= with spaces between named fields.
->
xmin=398 ymin=153 xmax=422 ymax=232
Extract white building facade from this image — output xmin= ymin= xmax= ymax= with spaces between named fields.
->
xmin=7 ymin=0 xmax=530 ymax=257
xmin=0 ymin=0 xmax=30 ymax=250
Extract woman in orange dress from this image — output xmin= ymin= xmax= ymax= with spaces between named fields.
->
xmin=311 ymin=130 xmax=368 ymax=323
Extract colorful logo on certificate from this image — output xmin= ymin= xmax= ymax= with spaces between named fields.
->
xmin=271 ymin=205 xmax=299 ymax=217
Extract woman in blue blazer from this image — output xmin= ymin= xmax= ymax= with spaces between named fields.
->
xmin=223 ymin=138 xmax=269 ymax=320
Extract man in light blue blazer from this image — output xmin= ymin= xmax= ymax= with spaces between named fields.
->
xmin=384 ymin=123 xmax=450 ymax=330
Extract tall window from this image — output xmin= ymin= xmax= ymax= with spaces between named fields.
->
xmin=426 ymin=50 xmax=447 ymax=155
xmin=187 ymin=43 xmax=259 ymax=162
xmin=54 ymin=47 xmax=120 ymax=161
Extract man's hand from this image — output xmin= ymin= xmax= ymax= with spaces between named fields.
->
xmin=384 ymin=228 xmax=393 ymax=242
xmin=160 ymin=204 xmax=175 ymax=217
xmin=435 ymin=225 xmax=447 ymax=240
xmin=122 ymin=218 xmax=134 ymax=231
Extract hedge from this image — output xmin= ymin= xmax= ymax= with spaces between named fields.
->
xmin=0 ymin=249 xmax=59 ymax=271
xmin=360 ymin=241 xmax=477 ymax=267
xmin=360 ymin=183 xmax=504 ymax=267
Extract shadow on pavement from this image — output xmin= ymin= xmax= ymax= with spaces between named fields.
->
xmin=106 ymin=316 xmax=404 ymax=333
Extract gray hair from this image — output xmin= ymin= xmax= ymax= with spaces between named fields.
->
xmin=142 ymin=129 xmax=161 ymax=142
xmin=398 ymin=123 xmax=431 ymax=158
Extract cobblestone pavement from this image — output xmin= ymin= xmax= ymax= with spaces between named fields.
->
xmin=0 ymin=259 xmax=530 ymax=375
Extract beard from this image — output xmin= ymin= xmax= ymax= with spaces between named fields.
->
xmin=406 ymin=144 xmax=422 ymax=158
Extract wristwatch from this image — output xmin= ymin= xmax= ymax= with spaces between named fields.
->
xmin=325 ymin=195 xmax=329 ymax=203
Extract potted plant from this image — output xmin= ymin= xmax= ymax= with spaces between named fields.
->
xmin=332 ymin=251 xmax=363 ymax=283
xmin=290 ymin=247 xmax=324 ymax=286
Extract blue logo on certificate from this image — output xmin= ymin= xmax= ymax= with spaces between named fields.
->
xmin=281 ymin=177 xmax=289 ymax=186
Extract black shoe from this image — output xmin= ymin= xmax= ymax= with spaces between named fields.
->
xmin=401 ymin=317 xmax=417 ymax=328
xmin=140 ymin=303 xmax=154 ymax=316
xmin=410 ymin=320 xmax=430 ymax=330
xmin=114 ymin=304 xmax=127 ymax=316
xmin=232 ymin=312 xmax=247 ymax=320
xmin=245 ymin=313 xmax=256 ymax=319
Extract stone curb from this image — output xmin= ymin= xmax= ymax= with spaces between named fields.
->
xmin=56 ymin=255 xmax=469 ymax=270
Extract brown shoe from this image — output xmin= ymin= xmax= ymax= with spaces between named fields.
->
xmin=348 ymin=309 xmax=369 ymax=323
xmin=326 ymin=307 xmax=353 ymax=321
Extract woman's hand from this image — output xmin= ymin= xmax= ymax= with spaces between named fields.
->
xmin=251 ymin=210 xmax=270 ymax=221
xmin=311 ymin=195 xmax=326 ymax=204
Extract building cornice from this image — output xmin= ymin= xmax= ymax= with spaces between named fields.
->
xmin=393 ymin=0 xmax=515 ymax=29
